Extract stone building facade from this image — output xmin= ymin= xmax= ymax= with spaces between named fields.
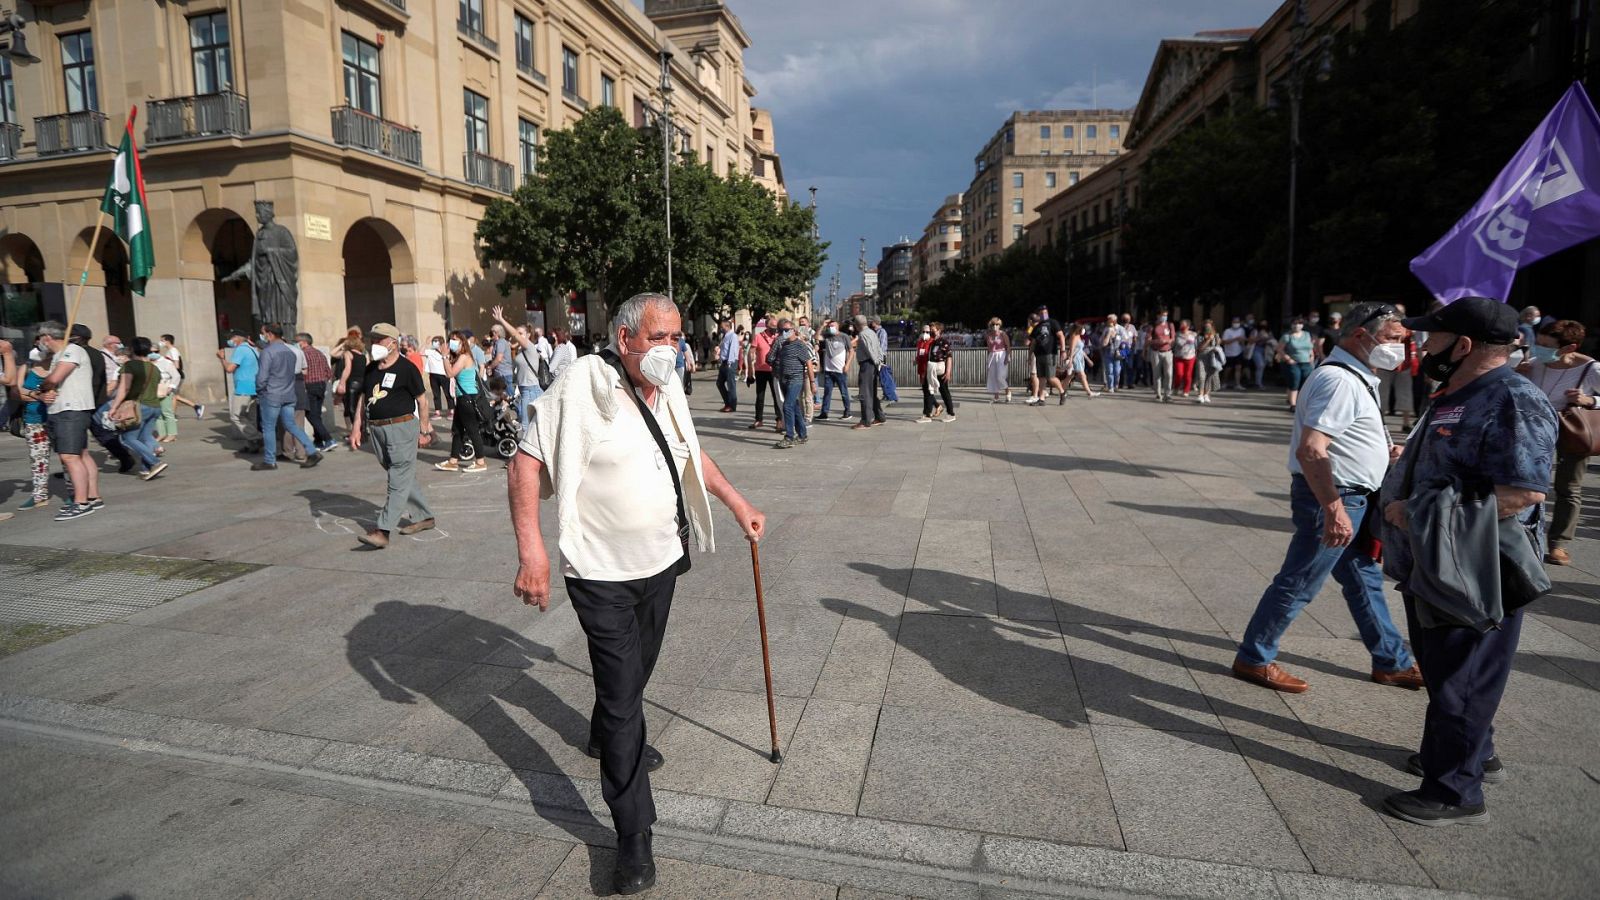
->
xmin=0 ymin=0 xmax=768 ymax=399
xmin=961 ymin=108 xmax=1131 ymax=268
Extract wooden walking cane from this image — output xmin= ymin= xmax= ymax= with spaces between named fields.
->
xmin=749 ymin=540 xmax=783 ymax=763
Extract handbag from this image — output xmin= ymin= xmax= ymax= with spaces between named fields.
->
xmin=111 ymin=399 xmax=140 ymax=431
xmin=1556 ymin=362 xmax=1600 ymax=456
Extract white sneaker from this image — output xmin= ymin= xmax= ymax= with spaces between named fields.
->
xmin=916 ymin=416 xmax=933 ymax=423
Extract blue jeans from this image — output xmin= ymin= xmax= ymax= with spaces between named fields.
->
xmin=261 ymin=400 xmax=317 ymax=466
xmin=820 ymin=370 xmax=850 ymax=416
xmin=717 ymin=362 xmax=738 ymax=410
xmin=121 ymin=404 xmax=162 ymax=468
xmin=1103 ymin=357 xmax=1122 ymax=392
xmin=515 ymin=383 xmax=542 ymax=427
xmin=1237 ymin=476 xmax=1413 ymax=672
xmin=781 ymin=375 xmax=808 ymax=440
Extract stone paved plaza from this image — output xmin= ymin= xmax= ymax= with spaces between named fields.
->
xmin=2 ymin=385 xmax=1598 ymax=899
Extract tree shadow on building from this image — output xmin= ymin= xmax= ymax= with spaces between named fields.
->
xmin=827 ymin=563 xmax=1415 ymax=813
xmin=345 ymin=600 xmax=610 ymax=886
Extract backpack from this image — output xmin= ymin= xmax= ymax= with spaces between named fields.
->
xmin=84 ymin=343 xmax=109 ymax=408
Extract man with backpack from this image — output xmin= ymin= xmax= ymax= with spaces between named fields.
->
xmin=1026 ymin=305 xmax=1067 ymax=405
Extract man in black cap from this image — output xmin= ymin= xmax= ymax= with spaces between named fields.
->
xmin=1379 ymin=296 xmax=1557 ymax=827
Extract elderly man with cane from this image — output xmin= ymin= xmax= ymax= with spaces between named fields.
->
xmin=507 ymin=293 xmax=766 ymax=895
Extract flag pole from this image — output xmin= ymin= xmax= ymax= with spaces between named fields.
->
xmin=63 ymin=105 xmax=136 ymax=341
xmin=61 ymin=210 xmax=110 ymax=343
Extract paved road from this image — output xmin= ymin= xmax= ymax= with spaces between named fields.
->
xmin=1 ymin=384 xmax=1597 ymax=898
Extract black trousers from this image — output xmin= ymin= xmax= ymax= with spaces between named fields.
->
xmin=429 ymin=373 xmax=454 ymax=412
xmin=1404 ymin=597 xmax=1524 ymax=808
xmin=753 ymin=370 xmax=782 ymax=422
xmin=450 ymin=392 xmax=480 ymax=459
xmin=305 ymin=382 xmax=331 ymax=445
xmin=566 ymin=563 xmax=677 ymax=836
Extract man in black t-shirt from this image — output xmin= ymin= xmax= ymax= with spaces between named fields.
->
xmin=1027 ymin=305 xmax=1067 ymax=405
xmin=351 ymin=322 xmax=437 ymax=549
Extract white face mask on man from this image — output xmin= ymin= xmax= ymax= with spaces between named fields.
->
xmin=370 ymin=342 xmax=391 ymax=362
xmin=1365 ymin=340 xmax=1405 ymax=372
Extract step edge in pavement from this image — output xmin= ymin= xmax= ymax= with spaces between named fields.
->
xmin=0 ymin=693 xmax=1503 ymax=900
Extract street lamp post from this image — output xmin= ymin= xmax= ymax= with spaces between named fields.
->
xmin=809 ymin=186 xmax=818 ymax=318
xmin=659 ymin=48 xmax=675 ymax=301
xmin=1282 ymin=0 xmax=1332 ymax=326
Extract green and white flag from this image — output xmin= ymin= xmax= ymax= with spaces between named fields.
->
xmin=99 ymin=108 xmax=154 ymax=295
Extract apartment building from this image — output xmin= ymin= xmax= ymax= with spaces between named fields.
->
xmin=961 ymin=108 xmax=1131 ymax=267
xmin=909 ymin=192 xmax=962 ymax=305
xmin=0 ymin=0 xmax=766 ymax=399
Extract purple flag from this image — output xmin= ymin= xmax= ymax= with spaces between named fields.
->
xmin=1411 ymin=82 xmax=1600 ymax=303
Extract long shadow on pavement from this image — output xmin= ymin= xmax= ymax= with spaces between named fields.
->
xmin=829 ymin=564 xmax=1413 ymax=812
xmin=1107 ymin=500 xmax=1295 ymax=533
xmin=345 ymin=601 xmax=609 ymax=886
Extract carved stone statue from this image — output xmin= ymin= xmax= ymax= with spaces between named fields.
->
xmin=222 ymin=200 xmax=300 ymax=327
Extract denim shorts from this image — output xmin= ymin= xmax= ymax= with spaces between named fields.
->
xmin=48 ymin=409 xmax=91 ymax=455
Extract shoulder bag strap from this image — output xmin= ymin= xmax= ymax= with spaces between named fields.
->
xmin=601 ymin=349 xmax=691 ymax=570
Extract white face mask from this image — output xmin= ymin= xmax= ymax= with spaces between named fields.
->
xmin=431 ymin=340 xmax=441 ymax=349
xmin=1366 ymin=341 xmax=1405 ymax=372
xmin=639 ymin=345 xmax=678 ymax=387
xmin=448 ymin=339 xmax=461 ymax=353
xmin=370 ymin=343 xmax=391 ymax=362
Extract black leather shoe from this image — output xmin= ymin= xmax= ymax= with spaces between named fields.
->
xmin=1383 ymin=790 xmax=1489 ymax=826
xmin=613 ymin=830 xmax=656 ymax=895
xmin=586 ymin=741 xmax=665 ymax=773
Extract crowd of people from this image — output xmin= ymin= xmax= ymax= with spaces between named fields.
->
xmin=4 ymin=290 xmax=1595 ymax=885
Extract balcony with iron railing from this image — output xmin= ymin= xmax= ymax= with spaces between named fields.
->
xmin=517 ymin=60 xmax=548 ymax=87
xmin=464 ymin=151 xmax=514 ymax=194
xmin=0 ymin=122 xmax=22 ymax=162
xmin=457 ymin=18 xmax=498 ymax=53
xmin=147 ymin=91 xmax=250 ymax=144
xmin=330 ymin=105 xmax=423 ymax=167
xmin=34 ymin=110 xmax=108 ymax=156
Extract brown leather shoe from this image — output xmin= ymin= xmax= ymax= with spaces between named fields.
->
xmin=1372 ymin=665 xmax=1425 ymax=690
xmin=398 ymin=517 xmax=436 ymax=536
xmin=1231 ymin=660 xmax=1309 ymax=693
xmin=358 ymin=529 xmax=389 ymax=549
xmin=1546 ymin=546 xmax=1572 ymax=566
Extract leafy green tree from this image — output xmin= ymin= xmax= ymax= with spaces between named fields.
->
xmin=476 ymin=106 xmax=825 ymax=325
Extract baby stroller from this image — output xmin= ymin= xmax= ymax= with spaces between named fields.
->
xmin=462 ymin=386 xmax=521 ymax=460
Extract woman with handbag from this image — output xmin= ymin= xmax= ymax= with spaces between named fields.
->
xmin=436 ymin=330 xmax=487 ymax=473
xmin=106 ymin=337 xmax=168 ymax=480
xmin=1518 ymin=319 xmax=1600 ymax=565
xmin=1195 ymin=322 xmax=1224 ymax=405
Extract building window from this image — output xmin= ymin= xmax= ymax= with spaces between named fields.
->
xmin=1039 ymin=125 xmax=1050 ymax=140
xmin=1062 ymin=125 xmax=1074 ymax=139
xmin=1045 ymin=172 xmax=1057 ymax=189
xmin=938 ymin=224 xmax=949 ymax=234
xmin=459 ymin=0 xmax=485 ymax=33
xmin=1011 ymin=199 xmax=1023 ymax=215
xmin=189 ymin=12 xmax=232 ymax=94
xmin=342 ymin=32 xmax=382 ymax=117
xmin=1012 ymin=224 xmax=1023 ymax=241
xmin=1069 ymin=172 xmax=1080 ymax=185
xmin=939 ymin=242 xmax=948 ymax=251
xmin=1086 ymin=124 xmax=1098 ymax=139
xmin=753 ymin=127 xmax=765 ymax=141
xmin=601 ymin=74 xmax=616 ymax=108
xmin=1005 ymin=127 xmax=1013 ymax=143
xmin=1110 ymin=124 xmax=1120 ymax=139
xmin=561 ymin=46 xmax=579 ymax=96
xmin=0 ymin=58 xmax=14 ymax=125
xmin=1011 ymin=172 xmax=1023 ymax=188
xmin=514 ymin=13 xmax=535 ymax=72
xmin=518 ymin=117 xmax=539 ymax=178
xmin=61 ymin=31 xmax=98 ymax=113
xmin=464 ymin=88 xmax=489 ymax=155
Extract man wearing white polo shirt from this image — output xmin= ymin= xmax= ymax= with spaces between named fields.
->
xmin=1233 ymin=301 xmax=1423 ymax=694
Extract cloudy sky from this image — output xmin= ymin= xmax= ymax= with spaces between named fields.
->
xmin=727 ymin=0 xmax=1284 ymax=300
